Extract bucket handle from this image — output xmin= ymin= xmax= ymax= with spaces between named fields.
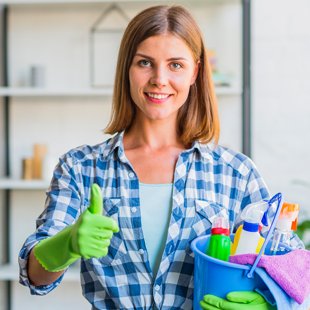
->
xmin=246 ymin=192 xmax=283 ymax=278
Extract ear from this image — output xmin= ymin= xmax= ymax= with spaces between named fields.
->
xmin=190 ymin=61 xmax=200 ymax=85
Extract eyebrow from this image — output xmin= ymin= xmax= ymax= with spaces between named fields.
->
xmin=134 ymin=53 xmax=189 ymax=62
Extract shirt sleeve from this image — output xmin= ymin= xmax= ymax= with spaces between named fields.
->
xmin=240 ymin=160 xmax=270 ymax=210
xmin=18 ymin=153 xmax=85 ymax=295
xmin=233 ymin=158 xmax=270 ymax=231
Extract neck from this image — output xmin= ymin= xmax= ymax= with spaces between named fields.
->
xmin=124 ymin=118 xmax=184 ymax=151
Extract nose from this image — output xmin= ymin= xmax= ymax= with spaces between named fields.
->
xmin=149 ymin=65 xmax=168 ymax=88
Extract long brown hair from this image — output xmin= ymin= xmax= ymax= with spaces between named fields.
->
xmin=105 ymin=5 xmax=220 ymax=146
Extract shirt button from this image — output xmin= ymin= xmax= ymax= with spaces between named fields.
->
xmin=154 ymin=285 xmax=160 ymax=291
xmin=138 ymin=249 xmax=144 ymax=255
xmin=129 ymin=172 xmax=135 ymax=178
xmin=131 ymin=207 xmax=137 ymax=213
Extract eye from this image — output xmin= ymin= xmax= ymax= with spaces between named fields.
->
xmin=138 ymin=59 xmax=152 ymax=67
xmin=170 ymin=62 xmax=182 ymax=70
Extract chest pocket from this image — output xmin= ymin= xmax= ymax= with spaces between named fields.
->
xmin=185 ymin=199 xmax=229 ymax=256
xmin=97 ymin=197 xmax=128 ymax=264
xmin=193 ymin=199 xmax=229 ymax=234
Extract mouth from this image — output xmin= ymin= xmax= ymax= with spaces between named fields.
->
xmin=144 ymin=92 xmax=172 ymax=103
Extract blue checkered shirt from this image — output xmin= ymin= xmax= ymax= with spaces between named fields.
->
xmin=19 ymin=132 xmax=270 ymax=309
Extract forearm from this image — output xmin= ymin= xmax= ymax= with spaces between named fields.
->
xmin=27 ymin=184 xmax=118 ymax=284
xmin=28 ymin=248 xmax=64 ymax=286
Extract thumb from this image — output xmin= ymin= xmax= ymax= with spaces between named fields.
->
xmin=88 ymin=183 xmax=103 ymax=215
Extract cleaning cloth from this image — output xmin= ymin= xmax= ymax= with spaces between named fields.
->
xmin=253 ymin=267 xmax=310 ymax=310
xmin=229 ymin=250 xmax=310 ymax=304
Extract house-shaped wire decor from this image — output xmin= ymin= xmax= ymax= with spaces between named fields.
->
xmin=89 ymin=4 xmax=130 ymax=88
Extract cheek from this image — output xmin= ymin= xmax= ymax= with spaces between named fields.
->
xmin=130 ymin=71 xmax=147 ymax=93
xmin=172 ymin=74 xmax=194 ymax=92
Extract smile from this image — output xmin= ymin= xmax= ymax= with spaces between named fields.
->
xmin=146 ymin=92 xmax=170 ymax=99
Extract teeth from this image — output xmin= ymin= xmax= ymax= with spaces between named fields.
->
xmin=147 ymin=93 xmax=169 ymax=99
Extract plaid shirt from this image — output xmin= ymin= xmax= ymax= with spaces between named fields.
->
xmin=19 ymin=132 xmax=270 ymax=310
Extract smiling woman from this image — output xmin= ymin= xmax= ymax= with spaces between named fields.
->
xmin=19 ymin=5 xmax=275 ymax=310
xmin=105 ymin=4 xmax=219 ymax=147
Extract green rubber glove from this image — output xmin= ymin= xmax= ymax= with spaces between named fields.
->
xmin=34 ymin=184 xmax=119 ymax=272
xmin=200 ymin=291 xmax=274 ymax=310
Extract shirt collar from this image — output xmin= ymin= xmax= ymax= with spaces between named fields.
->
xmin=102 ymin=131 xmax=125 ymax=159
xmin=184 ymin=139 xmax=215 ymax=162
xmin=103 ymin=131 xmax=215 ymax=162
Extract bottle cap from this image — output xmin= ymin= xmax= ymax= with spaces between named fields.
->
xmin=281 ymin=202 xmax=299 ymax=213
xmin=241 ymin=201 xmax=269 ymax=225
xmin=211 ymin=216 xmax=230 ymax=236
xmin=243 ymin=221 xmax=259 ymax=232
xmin=211 ymin=227 xmax=230 ymax=236
xmin=276 ymin=202 xmax=300 ymax=231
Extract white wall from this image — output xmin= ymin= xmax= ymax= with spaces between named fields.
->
xmin=252 ymin=0 xmax=310 ymax=220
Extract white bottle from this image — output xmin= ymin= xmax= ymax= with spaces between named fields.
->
xmin=234 ymin=222 xmax=261 ymax=255
xmin=234 ymin=201 xmax=269 ymax=255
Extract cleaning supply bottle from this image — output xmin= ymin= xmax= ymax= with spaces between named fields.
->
xmin=234 ymin=201 xmax=269 ymax=255
xmin=206 ymin=216 xmax=231 ymax=261
xmin=270 ymin=202 xmax=300 ymax=254
xmin=231 ymin=223 xmax=265 ymax=255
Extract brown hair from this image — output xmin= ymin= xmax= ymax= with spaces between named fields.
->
xmin=105 ymin=5 xmax=220 ymax=146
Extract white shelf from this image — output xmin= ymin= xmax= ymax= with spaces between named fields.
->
xmin=0 ymin=178 xmax=50 ymax=190
xmin=0 ymin=264 xmax=80 ymax=281
xmin=0 ymin=0 xmax=223 ymax=5
xmin=1 ymin=0 xmax=241 ymax=11
xmin=3 ymin=0 xmax=165 ymax=4
xmin=0 ymin=86 xmax=240 ymax=97
xmin=0 ymin=87 xmax=113 ymax=97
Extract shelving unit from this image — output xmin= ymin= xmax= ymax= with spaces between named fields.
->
xmin=0 ymin=86 xmax=241 ymax=97
xmin=0 ymin=1 xmax=249 ymax=309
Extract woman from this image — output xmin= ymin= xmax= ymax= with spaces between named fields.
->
xmin=19 ymin=5 xmax=270 ymax=309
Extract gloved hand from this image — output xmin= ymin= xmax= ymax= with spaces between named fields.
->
xmin=34 ymin=184 xmax=119 ymax=272
xmin=200 ymin=291 xmax=273 ymax=310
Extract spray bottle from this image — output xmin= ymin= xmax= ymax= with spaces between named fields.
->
xmin=206 ymin=216 xmax=231 ymax=261
xmin=270 ymin=202 xmax=300 ymax=254
xmin=233 ymin=201 xmax=269 ymax=255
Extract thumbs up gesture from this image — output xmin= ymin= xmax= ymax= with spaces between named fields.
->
xmin=70 ymin=184 xmax=119 ymax=259
xmin=34 ymin=184 xmax=119 ymax=272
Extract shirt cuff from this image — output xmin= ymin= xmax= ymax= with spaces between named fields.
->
xmin=19 ymin=242 xmax=65 ymax=295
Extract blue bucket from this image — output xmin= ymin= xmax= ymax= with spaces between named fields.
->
xmin=190 ymin=193 xmax=283 ymax=310
xmin=191 ymin=235 xmax=269 ymax=309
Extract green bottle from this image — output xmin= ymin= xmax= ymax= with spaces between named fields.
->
xmin=206 ymin=217 xmax=231 ymax=261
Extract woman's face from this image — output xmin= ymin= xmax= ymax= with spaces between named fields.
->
xmin=129 ymin=33 xmax=199 ymax=124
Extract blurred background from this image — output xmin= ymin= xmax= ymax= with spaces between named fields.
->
xmin=0 ymin=0 xmax=309 ymax=309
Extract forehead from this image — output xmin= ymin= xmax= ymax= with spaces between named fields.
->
xmin=136 ymin=33 xmax=195 ymax=60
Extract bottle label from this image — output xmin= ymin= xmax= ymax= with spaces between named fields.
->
xmin=207 ymin=235 xmax=231 ymax=261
